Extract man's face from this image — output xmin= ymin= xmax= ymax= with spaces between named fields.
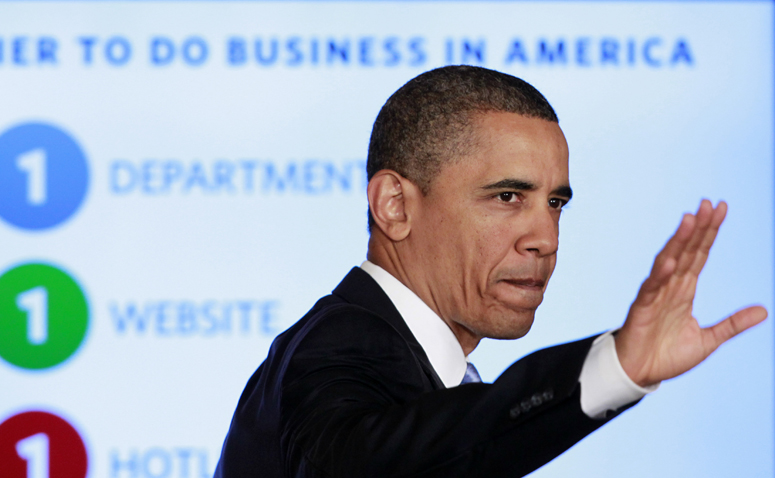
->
xmin=408 ymin=111 xmax=570 ymax=343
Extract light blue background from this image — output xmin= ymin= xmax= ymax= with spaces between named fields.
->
xmin=0 ymin=2 xmax=771 ymax=477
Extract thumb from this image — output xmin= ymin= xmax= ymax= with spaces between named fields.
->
xmin=706 ymin=305 xmax=768 ymax=351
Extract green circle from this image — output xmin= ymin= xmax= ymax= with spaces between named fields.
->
xmin=0 ymin=263 xmax=89 ymax=370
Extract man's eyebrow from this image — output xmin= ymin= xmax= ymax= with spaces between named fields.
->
xmin=553 ymin=185 xmax=573 ymax=200
xmin=482 ymin=179 xmax=536 ymax=191
xmin=482 ymin=180 xmax=574 ymax=200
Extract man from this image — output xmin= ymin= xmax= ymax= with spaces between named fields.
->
xmin=214 ymin=66 xmax=767 ymax=477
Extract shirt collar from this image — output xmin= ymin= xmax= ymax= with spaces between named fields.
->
xmin=360 ymin=261 xmax=467 ymax=388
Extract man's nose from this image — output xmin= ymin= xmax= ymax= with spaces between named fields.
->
xmin=515 ymin=206 xmax=559 ymax=256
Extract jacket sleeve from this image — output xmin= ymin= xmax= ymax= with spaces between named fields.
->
xmin=280 ymin=309 xmax=634 ymax=478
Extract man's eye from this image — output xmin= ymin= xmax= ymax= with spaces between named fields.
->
xmin=548 ymin=198 xmax=567 ymax=209
xmin=498 ymin=192 xmax=517 ymax=203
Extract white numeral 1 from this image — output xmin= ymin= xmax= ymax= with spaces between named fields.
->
xmin=16 ymin=432 xmax=49 ymax=478
xmin=16 ymin=148 xmax=47 ymax=206
xmin=17 ymin=287 xmax=48 ymax=345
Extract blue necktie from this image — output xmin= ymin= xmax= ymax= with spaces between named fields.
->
xmin=461 ymin=362 xmax=482 ymax=384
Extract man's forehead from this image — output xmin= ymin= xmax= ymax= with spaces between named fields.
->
xmin=461 ymin=113 xmax=569 ymax=177
xmin=421 ymin=111 xmax=568 ymax=195
xmin=471 ymin=110 xmax=566 ymax=146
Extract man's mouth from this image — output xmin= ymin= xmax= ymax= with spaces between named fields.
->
xmin=501 ymin=278 xmax=546 ymax=289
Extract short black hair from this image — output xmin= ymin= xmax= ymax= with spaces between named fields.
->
xmin=366 ymin=65 xmax=558 ymax=230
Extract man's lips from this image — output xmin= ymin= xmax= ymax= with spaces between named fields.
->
xmin=500 ymin=278 xmax=546 ymax=289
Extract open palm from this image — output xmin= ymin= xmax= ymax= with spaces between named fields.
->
xmin=615 ymin=200 xmax=767 ymax=388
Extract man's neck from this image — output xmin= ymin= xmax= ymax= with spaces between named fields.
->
xmin=367 ymin=237 xmax=482 ymax=355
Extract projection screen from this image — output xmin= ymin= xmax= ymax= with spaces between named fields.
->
xmin=0 ymin=2 xmax=772 ymax=477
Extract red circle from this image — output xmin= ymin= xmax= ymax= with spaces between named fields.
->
xmin=0 ymin=410 xmax=88 ymax=478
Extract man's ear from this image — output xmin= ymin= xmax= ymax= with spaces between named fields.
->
xmin=367 ymin=170 xmax=420 ymax=242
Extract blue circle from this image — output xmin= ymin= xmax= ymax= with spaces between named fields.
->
xmin=0 ymin=123 xmax=89 ymax=230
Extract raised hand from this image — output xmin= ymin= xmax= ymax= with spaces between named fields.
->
xmin=614 ymin=199 xmax=767 ymax=388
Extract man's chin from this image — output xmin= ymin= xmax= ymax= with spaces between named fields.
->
xmin=477 ymin=307 xmax=536 ymax=340
xmin=486 ymin=323 xmax=534 ymax=340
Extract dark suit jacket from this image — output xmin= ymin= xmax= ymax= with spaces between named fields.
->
xmin=215 ymin=267 xmax=629 ymax=478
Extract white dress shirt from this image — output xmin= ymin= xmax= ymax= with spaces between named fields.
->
xmin=360 ymin=261 xmax=658 ymax=419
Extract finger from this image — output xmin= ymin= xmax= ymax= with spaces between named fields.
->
xmin=675 ymin=200 xmax=714 ymax=275
xmin=704 ymin=305 xmax=768 ymax=352
xmin=634 ymin=256 xmax=677 ymax=306
xmin=650 ymin=213 xmax=695 ymax=281
xmin=635 ymin=214 xmax=695 ymax=307
xmin=710 ymin=200 xmax=727 ymax=229
xmin=636 ymin=204 xmax=716 ymax=307
xmin=689 ymin=201 xmax=727 ymax=275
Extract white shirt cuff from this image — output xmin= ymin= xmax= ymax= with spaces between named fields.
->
xmin=578 ymin=330 xmax=659 ymax=419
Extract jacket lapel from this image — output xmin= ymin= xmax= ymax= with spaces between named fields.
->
xmin=332 ymin=267 xmax=445 ymax=390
